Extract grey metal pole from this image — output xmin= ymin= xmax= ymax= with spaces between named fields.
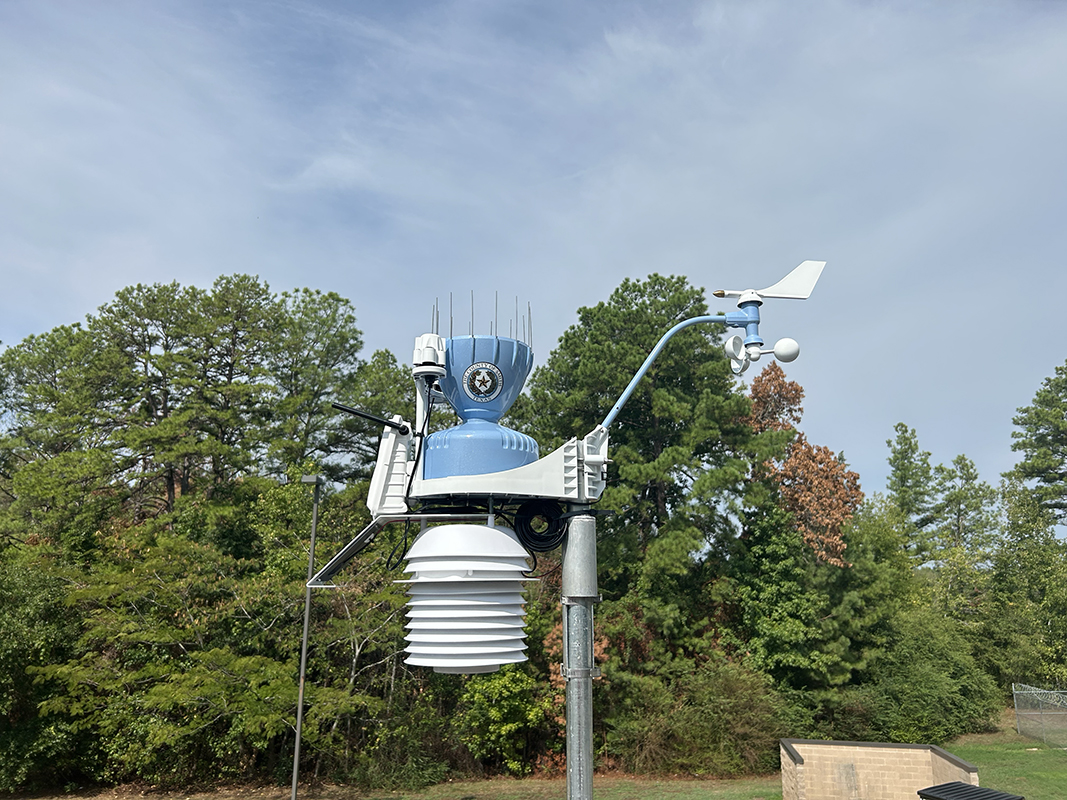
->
xmin=561 ymin=507 xmax=599 ymax=800
xmin=292 ymin=475 xmax=324 ymax=800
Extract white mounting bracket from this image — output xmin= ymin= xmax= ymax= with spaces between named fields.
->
xmin=366 ymin=415 xmax=413 ymax=516
xmin=365 ymin=419 xmax=609 ymax=512
xmin=405 ymin=425 xmax=609 ymax=504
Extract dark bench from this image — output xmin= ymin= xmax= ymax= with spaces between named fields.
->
xmin=918 ymin=781 xmax=1024 ymax=800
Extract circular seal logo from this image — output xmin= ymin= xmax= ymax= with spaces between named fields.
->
xmin=462 ymin=362 xmax=504 ymax=403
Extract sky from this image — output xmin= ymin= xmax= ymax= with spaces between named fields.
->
xmin=2 ymin=0 xmax=1066 ymax=498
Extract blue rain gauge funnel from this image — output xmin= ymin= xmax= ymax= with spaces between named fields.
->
xmin=422 ymin=335 xmax=539 ymax=479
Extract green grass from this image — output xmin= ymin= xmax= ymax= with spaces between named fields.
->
xmin=28 ymin=711 xmax=1067 ymax=800
xmin=354 ymin=776 xmax=781 ymax=800
xmin=946 ymin=712 xmax=1067 ymax=800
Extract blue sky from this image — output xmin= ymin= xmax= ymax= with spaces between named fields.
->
xmin=2 ymin=1 xmax=1066 ymax=497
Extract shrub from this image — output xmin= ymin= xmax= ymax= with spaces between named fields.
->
xmin=604 ymin=654 xmax=788 ymax=776
xmin=452 ymin=665 xmax=558 ymax=776
xmin=865 ymin=608 xmax=999 ymax=744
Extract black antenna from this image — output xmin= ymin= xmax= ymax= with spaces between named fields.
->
xmin=332 ymin=402 xmax=410 ymax=435
xmin=449 ymin=292 xmax=453 ymax=338
xmin=495 ymin=291 xmax=499 ymax=338
xmin=470 ymin=290 xmax=475 ymax=337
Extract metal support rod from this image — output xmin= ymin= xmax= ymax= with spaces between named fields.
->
xmin=562 ymin=507 xmax=598 ymax=800
xmin=331 ymin=401 xmax=411 ymax=434
xmin=292 ymin=476 xmax=324 ymax=800
xmin=601 ymin=315 xmax=726 ymax=429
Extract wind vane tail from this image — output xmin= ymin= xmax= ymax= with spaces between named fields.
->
xmin=756 ymin=260 xmax=826 ymax=300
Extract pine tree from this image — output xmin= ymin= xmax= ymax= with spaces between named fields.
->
xmin=1011 ymin=359 xmax=1067 ymax=522
xmin=885 ymin=423 xmax=937 ymax=561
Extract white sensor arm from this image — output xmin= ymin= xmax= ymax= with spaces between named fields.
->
xmin=604 ymin=261 xmax=824 ymax=424
xmin=602 ymin=314 xmax=726 ymax=429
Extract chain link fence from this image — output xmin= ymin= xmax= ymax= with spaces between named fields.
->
xmin=1013 ymin=683 xmax=1067 ymax=747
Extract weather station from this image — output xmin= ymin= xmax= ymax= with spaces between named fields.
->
xmin=304 ymin=260 xmax=826 ymax=800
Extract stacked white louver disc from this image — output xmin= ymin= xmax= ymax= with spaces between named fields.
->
xmin=400 ymin=523 xmax=534 ymax=674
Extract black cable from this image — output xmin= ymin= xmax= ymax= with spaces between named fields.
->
xmin=522 ymin=550 xmax=539 ymax=578
xmin=513 ymin=499 xmax=567 ymax=552
xmin=405 ymin=393 xmax=434 ymax=500
xmin=416 ymin=503 xmax=488 ymax=516
xmin=385 ymin=519 xmax=411 ymax=571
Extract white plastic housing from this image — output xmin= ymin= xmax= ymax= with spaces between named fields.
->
xmin=400 ymin=524 xmax=534 ymax=674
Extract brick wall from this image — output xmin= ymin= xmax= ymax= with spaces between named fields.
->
xmin=780 ymin=739 xmax=978 ymax=800
xmin=780 ymin=744 xmax=803 ymax=800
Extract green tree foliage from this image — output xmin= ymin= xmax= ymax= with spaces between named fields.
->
xmin=881 ymin=423 xmax=1061 ymax=697
xmin=973 ymin=481 xmax=1067 ymax=688
xmin=517 ymin=273 xmax=757 ymax=603
xmin=0 ymin=271 xmax=1056 ymax=791
xmin=764 ymin=499 xmax=1000 ymax=745
xmin=0 ymin=275 xmax=379 ymax=546
xmin=92 ymin=280 xmax=204 ymax=514
xmin=886 ymin=422 xmax=937 ymax=561
xmin=25 ymin=475 xmax=427 ymax=788
xmin=885 ymin=428 xmax=1002 ymax=621
xmin=726 ymin=497 xmax=913 ymax=728
xmin=266 ymin=288 xmax=380 ymax=479
xmin=515 ymin=275 xmax=799 ymax=772
xmin=928 ymin=455 xmax=998 ymax=619
xmin=859 ymin=607 xmax=999 ymax=745
xmin=602 ymin=655 xmax=789 ymax=776
xmin=1011 ymin=358 xmax=1067 ymax=522
xmin=727 ymin=363 xmax=872 ymax=701
xmin=0 ymin=276 xmax=436 ymax=791
xmin=0 ymin=553 xmax=86 ymax=790
xmin=453 ymin=665 xmax=557 ymax=776
xmin=0 ymin=324 xmax=126 ymax=551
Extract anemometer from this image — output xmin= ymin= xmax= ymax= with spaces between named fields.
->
xmin=311 ymin=259 xmax=825 ymax=799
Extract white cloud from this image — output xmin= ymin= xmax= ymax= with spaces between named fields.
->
xmin=1 ymin=0 xmax=1066 ymax=495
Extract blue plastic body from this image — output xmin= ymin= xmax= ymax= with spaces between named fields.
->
xmin=422 ymin=419 xmax=539 ymax=478
xmin=725 ymin=301 xmax=763 ymax=347
xmin=423 ymin=336 xmax=540 ymax=479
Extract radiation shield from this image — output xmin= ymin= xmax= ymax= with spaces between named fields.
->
xmin=399 ymin=523 xmax=535 ymax=674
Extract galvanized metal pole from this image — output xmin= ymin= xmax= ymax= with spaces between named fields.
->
xmin=292 ymin=475 xmax=324 ymax=800
xmin=561 ymin=507 xmax=598 ymax=800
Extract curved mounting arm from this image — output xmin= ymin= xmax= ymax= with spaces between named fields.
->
xmin=602 ymin=314 xmax=728 ymax=429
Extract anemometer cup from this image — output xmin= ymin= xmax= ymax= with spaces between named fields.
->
xmin=724 ymin=334 xmax=801 ymax=374
xmin=724 ymin=335 xmax=750 ymax=375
